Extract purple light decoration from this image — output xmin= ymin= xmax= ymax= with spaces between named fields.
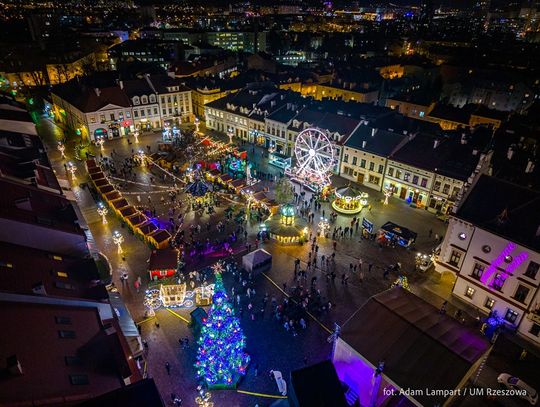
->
xmin=480 ymin=242 xmax=516 ymax=285
xmin=481 ymin=242 xmax=528 ymax=287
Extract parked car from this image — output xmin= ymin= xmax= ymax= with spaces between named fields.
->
xmin=497 ymin=373 xmax=538 ymax=405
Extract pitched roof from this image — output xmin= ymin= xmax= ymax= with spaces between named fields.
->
xmin=339 ymin=288 xmax=490 ymax=407
xmin=345 ymin=125 xmax=409 ymax=156
xmin=53 ymin=81 xmax=131 ymax=113
xmin=456 ymin=174 xmax=540 ymax=250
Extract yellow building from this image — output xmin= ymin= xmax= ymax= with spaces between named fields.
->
xmin=378 ymin=64 xmax=405 ymax=79
xmin=190 ymin=85 xmax=241 ymax=118
xmin=386 ymin=93 xmax=436 ymax=120
xmin=314 ymin=82 xmax=379 ymax=103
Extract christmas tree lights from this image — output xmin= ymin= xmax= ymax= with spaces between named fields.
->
xmin=195 ymin=270 xmax=249 ymax=388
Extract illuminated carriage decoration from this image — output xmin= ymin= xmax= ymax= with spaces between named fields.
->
xmin=286 ymin=127 xmax=335 ymax=190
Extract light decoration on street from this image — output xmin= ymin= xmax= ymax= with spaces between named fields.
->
xmin=383 ymin=186 xmax=394 ymax=205
xmin=137 ymin=150 xmax=146 ymax=166
xmin=287 ymin=127 xmax=335 ymax=191
xmin=318 ymin=217 xmax=330 ymax=236
xmin=144 ymin=289 xmax=163 ymax=311
xmin=195 ymin=271 xmax=250 ymax=388
xmin=195 ymin=390 xmax=214 ymax=407
xmin=211 ymin=261 xmax=224 ymax=275
xmin=96 ymin=135 xmax=105 ymax=151
xmin=112 ymin=230 xmax=124 ymax=254
xmin=332 ymin=186 xmax=367 ymax=214
xmin=97 ymin=202 xmax=108 ymax=224
xmin=133 ymin=130 xmax=139 ymax=143
xmin=67 ymin=162 xmax=77 ymax=179
xmin=391 ymin=275 xmax=411 ymax=291
xmin=194 ymin=117 xmax=200 ymax=133
xmin=227 ymin=127 xmax=234 ymax=144
xmin=57 ymin=142 xmax=66 ymax=159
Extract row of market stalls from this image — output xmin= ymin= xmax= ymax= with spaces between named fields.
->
xmin=86 ymin=159 xmax=171 ymax=249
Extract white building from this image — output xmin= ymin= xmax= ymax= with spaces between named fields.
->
xmin=436 ymin=174 xmax=540 ymax=345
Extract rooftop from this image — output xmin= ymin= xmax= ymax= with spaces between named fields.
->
xmin=339 ymin=288 xmax=490 ymax=407
xmin=456 ymin=175 xmax=540 ymax=251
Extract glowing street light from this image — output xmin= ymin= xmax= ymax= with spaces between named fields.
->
xmin=97 ymin=202 xmax=108 ymax=224
xmin=137 ymin=150 xmax=146 ymax=166
xmin=57 ymin=142 xmax=66 ymax=159
xmin=194 ymin=116 xmax=200 ymax=133
xmin=227 ymin=127 xmax=234 ymax=144
xmin=112 ymin=230 xmax=124 ymax=254
xmin=133 ymin=130 xmax=139 ymax=143
xmin=96 ymin=135 xmax=105 ymax=151
xmin=67 ymin=162 xmax=77 ymax=179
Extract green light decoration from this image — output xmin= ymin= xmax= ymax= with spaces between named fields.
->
xmin=195 ymin=270 xmax=249 ymax=388
xmin=391 ymin=275 xmax=411 ymax=291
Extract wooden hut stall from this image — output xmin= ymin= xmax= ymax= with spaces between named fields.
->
xmin=89 ymin=171 xmax=105 ymax=182
xmin=111 ymin=198 xmax=129 ymax=215
xmin=217 ymin=173 xmax=232 ymax=186
xmin=137 ymin=221 xmax=158 ymax=240
xmin=206 ymin=168 xmax=221 ymax=181
xmin=119 ymin=205 xmax=137 ymax=219
xmin=98 ymin=184 xmax=115 ymax=195
xmin=94 ymin=178 xmax=109 ymax=188
xmin=230 ymin=178 xmax=246 ymax=193
xmin=104 ymin=190 xmax=121 ymax=203
xmin=148 ymin=229 xmax=171 ymax=249
xmin=148 ymin=248 xmax=179 ymax=280
xmin=127 ymin=212 xmax=147 ymax=229
xmin=86 ymin=159 xmax=98 ymax=171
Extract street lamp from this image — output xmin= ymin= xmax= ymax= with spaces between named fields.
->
xmin=97 ymin=202 xmax=108 ymax=224
xmin=194 ymin=116 xmax=200 ymax=133
xmin=57 ymin=142 xmax=66 ymax=159
xmin=133 ymin=130 xmax=139 ymax=144
xmin=227 ymin=127 xmax=234 ymax=144
xmin=67 ymin=162 xmax=77 ymax=179
xmin=112 ymin=230 xmax=124 ymax=254
xmin=96 ymin=135 xmax=105 ymax=151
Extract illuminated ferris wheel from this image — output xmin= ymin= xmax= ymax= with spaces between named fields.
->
xmin=292 ymin=127 xmax=335 ymax=186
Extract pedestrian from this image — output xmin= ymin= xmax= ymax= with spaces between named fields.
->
xmin=165 ymin=362 xmax=171 ymax=375
xmin=435 ymin=233 xmax=439 ymax=241
xmin=254 ymin=363 xmax=259 ymax=376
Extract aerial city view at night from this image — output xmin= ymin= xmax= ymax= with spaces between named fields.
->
xmin=0 ymin=0 xmax=540 ymax=406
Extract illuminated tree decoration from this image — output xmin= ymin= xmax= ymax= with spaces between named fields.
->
xmin=391 ymin=275 xmax=410 ymax=291
xmin=195 ymin=272 xmax=249 ymax=388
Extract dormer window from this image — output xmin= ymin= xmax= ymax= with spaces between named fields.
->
xmin=141 ymin=95 xmax=148 ymax=104
xmin=132 ymin=96 xmax=140 ymax=105
xmin=149 ymin=94 xmax=156 ymax=103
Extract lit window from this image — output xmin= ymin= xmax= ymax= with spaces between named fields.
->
xmin=465 ymin=286 xmax=475 ymax=298
xmin=484 ymin=297 xmax=495 ymax=309
xmin=504 ymin=309 xmax=519 ymax=324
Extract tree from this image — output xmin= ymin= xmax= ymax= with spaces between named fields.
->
xmin=195 ymin=270 xmax=249 ymax=388
xmin=274 ymin=177 xmax=295 ymax=205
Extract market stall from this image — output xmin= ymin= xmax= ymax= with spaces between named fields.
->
xmin=377 ymin=222 xmax=417 ymax=248
xmin=148 ymin=229 xmax=172 ymax=249
xmin=148 ymin=247 xmax=179 ymax=280
xmin=242 ymin=249 xmax=272 ymax=274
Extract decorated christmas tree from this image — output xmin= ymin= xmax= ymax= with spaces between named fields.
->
xmin=195 ymin=268 xmax=249 ymax=389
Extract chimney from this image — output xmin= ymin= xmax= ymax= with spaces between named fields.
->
xmin=461 ymin=133 xmax=467 ymax=144
xmin=119 ymin=80 xmax=124 ymax=89
xmin=525 ymin=160 xmax=535 ymax=174
xmin=94 ymin=88 xmax=101 ymax=97
xmin=362 ymin=140 xmax=367 ymax=149
xmin=6 ymin=355 xmax=23 ymax=376
xmin=371 ymin=128 xmax=377 ymax=137
xmin=507 ymin=146 xmax=514 ymax=160
xmin=433 ymin=139 xmax=440 ymax=149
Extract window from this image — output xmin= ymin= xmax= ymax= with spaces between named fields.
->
xmin=442 ymin=184 xmax=450 ymax=194
xmin=56 ymin=271 xmax=68 ymax=278
xmin=65 ymin=356 xmax=82 ymax=366
xmin=378 ymin=164 xmax=384 ymax=174
xmin=368 ymin=175 xmax=380 ymax=185
xmin=388 ymin=167 xmax=394 ymax=177
xmin=69 ymin=374 xmax=89 ymax=385
xmin=132 ymin=97 xmax=140 ymax=105
xmin=525 ymin=261 xmax=539 ymax=279
xmin=396 ymin=169 xmax=402 ymax=179
xmin=55 ymin=316 xmax=72 ymax=325
xmin=126 ymin=111 xmax=131 ymax=119
xmin=451 ymin=186 xmax=460 ymax=198
xmin=134 ymin=110 xmax=139 ymax=118
xmin=369 ymin=162 xmax=374 ymax=171
xmin=110 ymin=113 xmax=115 ymax=121
xmin=504 ymin=309 xmax=519 ymax=324
xmin=352 ymin=157 xmax=357 ymax=166
xmin=58 ymin=330 xmax=76 ymax=339
xmin=161 ymin=96 xmax=165 ymax=104
xmin=99 ymin=114 xmax=105 ymax=123
xmin=154 ymin=108 xmax=158 ymax=115
xmin=421 ymin=178 xmax=427 ymax=188
xmin=484 ymin=297 xmax=495 ymax=309
xmin=118 ymin=112 xmax=124 ymax=121
xmin=89 ymin=116 xmax=96 ymax=124
xmin=419 ymin=111 xmax=425 ymax=117
xmin=433 ymin=180 xmax=441 ymax=191
xmin=449 ymin=250 xmax=461 ymax=267
xmin=141 ymin=95 xmax=148 ymax=104
xmin=530 ymin=323 xmax=540 ymax=337
xmin=404 ymin=172 xmax=410 ymax=182
xmin=343 ymin=154 xmax=349 ymax=163
xmin=514 ymin=285 xmax=530 ymax=303
xmin=465 ymin=286 xmax=475 ymax=298
xmin=492 ymin=273 xmax=505 ymax=291
xmin=360 ymin=159 xmax=366 ymax=168
xmin=140 ymin=110 xmax=145 ymax=117
xmin=471 ymin=263 xmax=485 ymax=280
xmin=162 ymin=109 xmax=166 ymax=115
xmin=412 ymin=175 xmax=419 ymax=185
xmin=55 ymin=281 xmax=75 ymax=290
